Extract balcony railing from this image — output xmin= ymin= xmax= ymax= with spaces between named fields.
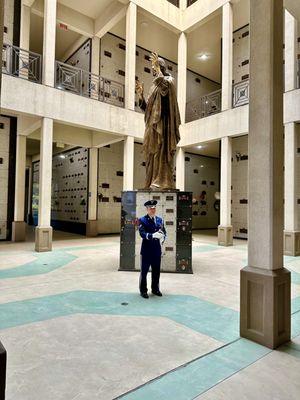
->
xmin=232 ymin=80 xmax=250 ymax=108
xmin=2 ymin=43 xmax=42 ymax=83
xmin=55 ymin=61 xmax=125 ymax=107
xmin=186 ymin=89 xmax=222 ymax=122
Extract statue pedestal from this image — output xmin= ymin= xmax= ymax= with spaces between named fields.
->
xmin=119 ymin=190 xmax=193 ymax=274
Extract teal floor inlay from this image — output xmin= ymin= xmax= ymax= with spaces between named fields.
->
xmin=0 ymin=244 xmax=115 ymax=279
xmin=193 ymin=244 xmax=220 ymax=253
xmin=0 ymin=291 xmax=239 ymax=343
xmin=0 ymin=250 xmax=77 ymax=279
xmin=292 ymin=296 xmax=300 ymax=314
xmin=116 ymin=338 xmax=271 ymax=400
xmin=117 ymin=308 xmax=300 ymax=400
xmin=291 ymin=270 xmax=300 ymax=285
xmin=292 ymin=309 xmax=300 ymax=337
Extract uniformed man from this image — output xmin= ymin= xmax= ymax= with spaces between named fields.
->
xmin=138 ymin=200 xmax=166 ymax=299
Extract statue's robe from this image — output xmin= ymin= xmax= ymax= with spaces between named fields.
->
xmin=139 ymin=73 xmax=181 ymax=189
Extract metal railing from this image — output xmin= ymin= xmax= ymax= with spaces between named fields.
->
xmin=2 ymin=43 xmax=42 ymax=83
xmin=55 ymin=61 xmax=125 ymax=108
xmin=232 ymin=79 xmax=250 ymax=108
xmin=186 ymin=89 xmax=222 ymax=122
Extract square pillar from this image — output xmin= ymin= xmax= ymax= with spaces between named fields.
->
xmin=284 ymin=10 xmax=298 ymax=92
xmin=20 ymin=4 xmax=31 ymax=50
xmin=91 ymin=36 xmax=100 ymax=99
xmin=42 ymin=0 xmax=57 ymax=87
xmin=125 ymin=2 xmax=137 ymax=110
xmin=284 ymin=122 xmax=300 ymax=255
xmin=176 ymin=148 xmax=185 ymax=191
xmin=12 ymin=132 xmax=26 ymax=242
xmin=87 ymin=147 xmax=98 ymax=237
xmin=123 ymin=136 xmax=134 ymax=191
xmin=177 ymin=32 xmax=187 ymax=122
xmin=35 ymin=118 xmax=53 ymax=252
xmin=240 ymin=0 xmax=291 ymax=349
xmin=218 ymin=137 xmax=233 ymax=246
xmin=0 ymin=0 xmax=3 ymax=92
xmin=221 ymin=2 xmax=233 ymax=111
xmin=180 ymin=0 xmax=187 ymax=10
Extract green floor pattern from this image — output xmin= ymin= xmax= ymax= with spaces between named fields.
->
xmin=0 ymin=244 xmax=115 ymax=279
xmin=1 ymin=244 xmax=300 ymax=400
xmin=0 ymin=291 xmax=239 ymax=343
xmin=116 ymin=338 xmax=272 ymax=400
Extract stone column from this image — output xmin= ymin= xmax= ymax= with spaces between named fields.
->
xmin=20 ymin=4 xmax=31 ymax=50
xmin=0 ymin=0 xmax=4 ymax=93
xmin=284 ymin=10 xmax=298 ymax=92
xmin=125 ymin=2 xmax=137 ymax=110
xmin=35 ymin=118 xmax=53 ymax=252
xmin=221 ymin=2 xmax=233 ymax=111
xmin=284 ymin=123 xmax=300 ymax=255
xmin=19 ymin=3 xmax=31 ymax=79
xmin=177 ymin=32 xmax=187 ymax=123
xmin=27 ymin=162 xmax=33 ymax=224
xmin=42 ymin=0 xmax=57 ymax=87
xmin=240 ymin=0 xmax=291 ymax=349
xmin=86 ymin=147 xmax=99 ymax=237
xmin=176 ymin=147 xmax=185 ymax=191
xmin=283 ymin=10 xmax=299 ymax=255
xmin=180 ymin=0 xmax=187 ymax=9
xmin=123 ymin=136 xmax=134 ymax=191
xmin=12 ymin=133 xmax=27 ymax=241
xmin=218 ymin=136 xmax=233 ymax=246
xmin=91 ymin=36 xmax=100 ymax=99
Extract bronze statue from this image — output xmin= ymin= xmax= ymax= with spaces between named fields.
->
xmin=136 ymin=53 xmax=181 ymax=190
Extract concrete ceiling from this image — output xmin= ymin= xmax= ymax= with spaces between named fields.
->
xmin=26 ymin=138 xmax=41 ymax=156
xmin=111 ymin=11 xmax=178 ymax=68
xmin=110 ymin=1 xmax=251 ymax=83
xmin=187 ymin=15 xmax=222 ymax=83
xmin=185 ymin=141 xmax=220 ymax=158
xmin=30 ymin=11 xmax=82 ymax=59
xmin=58 ymin=0 xmax=113 ymax=19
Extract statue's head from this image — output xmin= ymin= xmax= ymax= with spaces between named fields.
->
xmin=152 ymin=57 xmax=168 ymax=76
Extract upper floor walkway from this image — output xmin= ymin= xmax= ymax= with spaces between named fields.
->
xmin=2 ymin=45 xmax=300 ymax=150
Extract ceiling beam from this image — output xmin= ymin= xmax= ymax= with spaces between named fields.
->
xmin=94 ymin=0 xmax=126 ymax=38
xmin=18 ymin=115 xmax=41 ymax=136
xmin=92 ymin=131 xmax=124 ymax=147
xmin=22 ymin=0 xmax=35 ymax=7
xmin=28 ymin=123 xmax=93 ymax=148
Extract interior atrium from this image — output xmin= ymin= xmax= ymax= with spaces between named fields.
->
xmin=0 ymin=0 xmax=300 ymax=399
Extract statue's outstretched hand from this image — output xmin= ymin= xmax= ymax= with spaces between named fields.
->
xmin=150 ymin=52 xmax=161 ymax=75
xmin=135 ymin=80 xmax=144 ymax=99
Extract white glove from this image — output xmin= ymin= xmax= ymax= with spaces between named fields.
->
xmin=153 ymin=232 xmax=164 ymax=240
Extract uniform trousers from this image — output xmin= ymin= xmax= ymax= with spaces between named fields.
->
xmin=139 ymin=254 xmax=161 ymax=294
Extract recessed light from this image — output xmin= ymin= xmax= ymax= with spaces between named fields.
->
xmin=200 ymin=165 xmax=204 ymax=168
xmin=197 ymin=53 xmax=209 ymax=61
xmin=197 ymin=145 xmax=203 ymax=149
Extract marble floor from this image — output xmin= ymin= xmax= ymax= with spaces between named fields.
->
xmin=0 ymin=228 xmax=299 ymax=399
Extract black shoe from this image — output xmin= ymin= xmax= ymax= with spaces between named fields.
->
xmin=152 ymin=290 xmax=162 ymax=297
xmin=140 ymin=292 xmax=149 ymax=299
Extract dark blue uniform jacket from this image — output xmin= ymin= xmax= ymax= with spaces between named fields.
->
xmin=138 ymin=215 xmax=166 ymax=257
